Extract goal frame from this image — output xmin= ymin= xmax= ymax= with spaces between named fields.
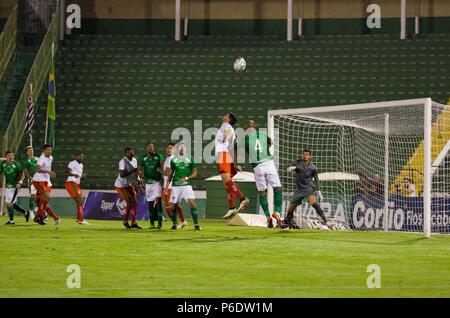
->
xmin=268 ymin=98 xmax=433 ymax=238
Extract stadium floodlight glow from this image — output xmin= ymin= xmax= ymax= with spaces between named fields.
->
xmin=268 ymin=98 xmax=450 ymax=238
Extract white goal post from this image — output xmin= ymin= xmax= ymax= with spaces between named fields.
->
xmin=268 ymin=98 xmax=450 ymax=238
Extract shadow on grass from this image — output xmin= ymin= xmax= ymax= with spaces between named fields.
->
xmin=271 ymin=229 xmax=428 ymax=246
xmin=159 ymin=236 xmax=268 ymax=243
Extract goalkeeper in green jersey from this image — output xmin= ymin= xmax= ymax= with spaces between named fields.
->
xmin=164 ymin=143 xmax=201 ymax=231
xmin=1 ymin=151 xmax=33 ymax=225
xmin=244 ymin=120 xmax=283 ymax=228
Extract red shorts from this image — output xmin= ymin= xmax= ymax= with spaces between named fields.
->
xmin=217 ymin=151 xmax=237 ymax=177
xmin=115 ymin=186 xmax=137 ymax=202
xmin=65 ymin=182 xmax=82 ymax=199
xmin=33 ymin=181 xmax=52 ymax=199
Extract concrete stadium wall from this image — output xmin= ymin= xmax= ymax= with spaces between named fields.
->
xmin=69 ymin=0 xmax=450 ymax=19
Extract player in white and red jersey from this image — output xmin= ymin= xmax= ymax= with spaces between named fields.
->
xmin=215 ymin=113 xmax=250 ymax=220
xmin=115 ymin=147 xmax=142 ymax=229
xmin=65 ymin=152 xmax=88 ymax=225
xmin=32 ymin=144 xmax=59 ymax=225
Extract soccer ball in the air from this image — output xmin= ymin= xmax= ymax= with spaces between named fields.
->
xmin=233 ymin=57 xmax=246 ymax=73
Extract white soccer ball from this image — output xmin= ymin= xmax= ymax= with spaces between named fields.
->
xmin=233 ymin=57 xmax=246 ymax=73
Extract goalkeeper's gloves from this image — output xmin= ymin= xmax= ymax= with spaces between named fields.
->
xmin=316 ymin=191 xmax=323 ymax=203
xmin=287 ymin=166 xmax=296 ymax=172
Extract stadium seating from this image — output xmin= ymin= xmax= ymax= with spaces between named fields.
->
xmin=27 ymin=33 xmax=450 ymax=190
xmin=0 ymin=35 xmax=41 ymax=133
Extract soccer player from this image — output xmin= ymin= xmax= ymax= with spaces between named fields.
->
xmin=285 ymin=149 xmax=333 ymax=230
xmin=65 ymin=152 xmax=88 ymax=225
xmin=0 ymin=151 xmax=32 ymax=225
xmin=32 ymin=144 xmax=60 ymax=225
xmin=115 ymin=147 xmax=142 ymax=229
xmin=23 ymin=146 xmax=38 ymax=213
xmin=164 ymin=143 xmax=201 ymax=231
xmin=163 ymin=142 xmax=187 ymax=228
xmin=215 ymin=113 xmax=250 ymax=220
xmin=244 ymin=120 xmax=283 ymax=228
xmin=138 ymin=143 xmax=164 ymax=229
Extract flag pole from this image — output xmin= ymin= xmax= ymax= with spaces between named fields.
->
xmin=29 ymin=83 xmax=33 ymax=147
xmin=44 ymin=43 xmax=54 ymax=144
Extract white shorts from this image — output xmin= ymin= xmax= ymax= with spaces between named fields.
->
xmin=145 ymin=183 xmax=162 ymax=202
xmin=253 ymin=160 xmax=282 ymax=192
xmin=29 ymin=184 xmax=37 ymax=196
xmin=5 ymin=188 xmax=19 ymax=204
xmin=169 ymin=185 xmax=195 ymax=204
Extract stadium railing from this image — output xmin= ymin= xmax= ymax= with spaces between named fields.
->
xmin=1 ymin=3 xmax=60 ymax=155
xmin=0 ymin=3 xmax=17 ymax=81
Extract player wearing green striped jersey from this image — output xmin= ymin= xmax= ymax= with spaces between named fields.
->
xmin=138 ymin=143 xmax=165 ymax=229
xmin=164 ymin=143 xmax=201 ymax=231
xmin=23 ymin=146 xmax=38 ymax=213
xmin=1 ymin=151 xmax=33 ymax=225
xmin=244 ymin=120 xmax=283 ymax=228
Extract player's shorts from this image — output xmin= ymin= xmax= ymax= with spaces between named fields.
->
xmin=289 ymin=189 xmax=316 ymax=205
xmin=5 ymin=188 xmax=19 ymax=204
xmin=65 ymin=181 xmax=82 ymax=199
xmin=115 ymin=186 xmax=137 ymax=202
xmin=29 ymin=183 xmax=37 ymax=196
xmin=145 ymin=182 xmax=162 ymax=202
xmin=253 ymin=160 xmax=282 ymax=192
xmin=216 ymin=151 xmax=237 ymax=177
xmin=169 ymin=185 xmax=195 ymax=204
xmin=33 ymin=181 xmax=52 ymax=199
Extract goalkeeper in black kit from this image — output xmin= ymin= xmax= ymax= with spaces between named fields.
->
xmin=284 ymin=149 xmax=335 ymax=230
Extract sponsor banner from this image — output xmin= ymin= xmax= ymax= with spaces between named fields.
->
xmin=84 ymin=191 xmax=149 ymax=220
xmin=351 ymin=195 xmax=450 ymax=233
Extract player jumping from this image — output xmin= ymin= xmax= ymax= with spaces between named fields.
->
xmin=244 ymin=120 xmax=283 ymax=228
xmin=164 ymin=142 xmax=201 ymax=231
xmin=1 ymin=151 xmax=33 ymax=225
xmin=33 ymin=144 xmax=60 ymax=225
xmin=285 ymin=149 xmax=333 ymax=230
xmin=65 ymin=152 xmax=88 ymax=225
xmin=23 ymin=146 xmax=38 ymax=214
xmin=215 ymin=113 xmax=250 ymax=220
xmin=115 ymin=147 xmax=142 ymax=229
xmin=163 ymin=142 xmax=187 ymax=229
xmin=138 ymin=143 xmax=164 ymax=229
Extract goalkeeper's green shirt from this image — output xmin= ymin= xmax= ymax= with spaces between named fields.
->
xmin=244 ymin=129 xmax=273 ymax=168
xmin=0 ymin=160 xmax=22 ymax=188
xmin=170 ymin=155 xmax=195 ymax=187
xmin=23 ymin=156 xmax=38 ymax=177
xmin=137 ymin=153 xmax=164 ymax=184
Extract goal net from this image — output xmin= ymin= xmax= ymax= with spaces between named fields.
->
xmin=268 ymin=98 xmax=450 ymax=237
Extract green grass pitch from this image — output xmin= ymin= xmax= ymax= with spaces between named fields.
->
xmin=1 ymin=215 xmax=449 ymax=298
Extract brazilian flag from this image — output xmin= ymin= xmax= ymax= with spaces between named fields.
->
xmin=47 ymin=52 xmax=56 ymax=150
